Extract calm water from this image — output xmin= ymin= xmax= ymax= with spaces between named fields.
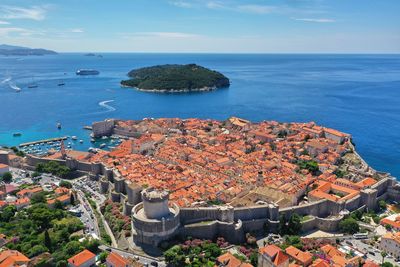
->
xmin=0 ymin=54 xmax=399 ymax=177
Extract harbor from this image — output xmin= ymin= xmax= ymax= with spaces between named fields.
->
xmin=19 ymin=136 xmax=68 ymax=147
xmin=15 ymin=134 xmax=124 ymax=156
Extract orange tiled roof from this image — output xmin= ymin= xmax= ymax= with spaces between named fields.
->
xmin=67 ymin=249 xmax=95 ymax=267
xmin=0 ymin=250 xmax=29 ymax=267
xmin=106 ymin=252 xmax=130 ymax=267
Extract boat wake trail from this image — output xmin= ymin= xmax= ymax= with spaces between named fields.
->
xmin=8 ymin=82 xmax=21 ymax=92
xmin=1 ymin=77 xmax=11 ymax=84
xmin=98 ymin=100 xmax=116 ymax=112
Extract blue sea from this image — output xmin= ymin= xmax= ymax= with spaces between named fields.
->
xmin=0 ymin=54 xmax=399 ymax=178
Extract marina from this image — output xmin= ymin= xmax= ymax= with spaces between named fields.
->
xmin=16 ymin=134 xmax=123 ymax=156
xmin=19 ymin=136 xmax=68 ymax=147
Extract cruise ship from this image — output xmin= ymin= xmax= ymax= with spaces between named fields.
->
xmin=76 ymin=69 xmax=100 ymax=75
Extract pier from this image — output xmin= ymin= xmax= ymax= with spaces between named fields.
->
xmin=19 ymin=137 xmax=68 ymax=147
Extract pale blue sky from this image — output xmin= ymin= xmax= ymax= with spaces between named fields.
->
xmin=0 ymin=0 xmax=399 ymax=53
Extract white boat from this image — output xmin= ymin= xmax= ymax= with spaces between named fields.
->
xmin=76 ymin=69 xmax=100 ymax=75
xmin=72 ymin=136 xmax=78 ymax=140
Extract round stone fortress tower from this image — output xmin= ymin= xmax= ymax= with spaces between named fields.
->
xmin=142 ymin=188 xmax=170 ymax=219
xmin=132 ymin=188 xmax=180 ymax=246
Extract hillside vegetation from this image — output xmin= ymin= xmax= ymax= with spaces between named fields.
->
xmin=121 ymin=64 xmax=230 ymax=92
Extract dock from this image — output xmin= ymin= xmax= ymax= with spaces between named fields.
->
xmin=19 ymin=136 xmax=68 ymax=147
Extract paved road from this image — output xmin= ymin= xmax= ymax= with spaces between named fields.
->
xmin=342 ymin=238 xmax=399 ymax=266
xmin=76 ymin=190 xmax=101 ymax=238
xmin=99 ymin=245 xmax=166 ymax=267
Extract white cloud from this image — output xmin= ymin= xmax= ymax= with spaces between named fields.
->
xmin=70 ymin=28 xmax=84 ymax=33
xmin=206 ymin=1 xmax=226 ymax=10
xmin=292 ymin=17 xmax=335 ymax=23
xmin=0 ymin=27 xmax=28 ymax=37
xmin=0 ymin=20 xmax=9 ymax=25
xmin=237 ymin=5 xmax=276 ymax=14
xmin=169 ymin=1 xmax=193 ymax=8
xmin=0 ymin=5 xmax=49 ymax=21
xmin=126 ymin=32 xmax=201 ymax=38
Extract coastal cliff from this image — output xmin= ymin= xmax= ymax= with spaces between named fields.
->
xmin=0 ymin=44 xmax=57 ymax=56
xmin=120 ymin=64 xmax=230 ymax=92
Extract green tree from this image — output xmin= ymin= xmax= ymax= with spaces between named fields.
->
xmin=279 ymin=215 xmax=288 ymax=235
xmin=250 ymin=252 xmax=258 ymax=267
xmin=54 ymin=200 xmax=64 ymax=210
xmin=0 ymin=205 xmax=16 ymax=222
xmin=379 ymin=200 xmax=387 ymax=211
xmin=381 ymin=251 xmax=388 ymax=264
xmin=98 ymin=251 xmax=108 ymax=263
xmin=59 ymin=181 xmax=72 ymax=189
xmin=381 ymin=262 xmax=393 ymax=267
xmin=339 ymin=218 xmax=360 ymax=234
xmin=1 ymin=172 xmax=12 ymax=183
xmin=32 ymin=171 xmax=41 ymax=178
xmin=297 ymin=160 xmax=319 ymax=175
xmin=64 ymin=241 xmax=82 ymax=257
xmin=31 ymin=192 xmax=47 ymax=204
xmin=29 ymin=245 xmax=48 ymax=257
xmin=286 ymin=235 xmax=303 ymax=249
xmin=287 ymin=214 xmax=302 ymax=235
xmin=44 ymin=230 xmax=52 ymax=251
xmin=70 ymin=194 xmax=75 ymax=205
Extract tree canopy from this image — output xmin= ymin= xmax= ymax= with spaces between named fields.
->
xmin=121 ymin=64 xmax=230 ymax=91
xmin=339 ymin=217 xmax=359 ymax=234
xmin=1 ymin=172 xmax=12 ymax=183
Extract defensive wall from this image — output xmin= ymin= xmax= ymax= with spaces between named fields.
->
xmin=20 ymin=153 xmax=400 ymax=246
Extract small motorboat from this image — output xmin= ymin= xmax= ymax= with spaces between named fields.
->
xmin=58 ymin=80 xmax=65 ymax=86
xmin=100 ymin=143 xmax=106 ymax=149
xmin=13 ymin=132 xmax=22 ymax=137
xmin=57 ymin=123 xmax=62 ymax=129
xmin=71 ymin=136 xmax=78 ymax=140
xmin=79 ymin=140 xmax=83 ymax=144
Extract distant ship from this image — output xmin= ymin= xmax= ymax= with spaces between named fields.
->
xmin=28 ymin=76 xmax=38 ymax=88
xmin=76 ymin=69 xmax=100 ymax=75
xmin=57 ymin=80 xmax=65 ymax=86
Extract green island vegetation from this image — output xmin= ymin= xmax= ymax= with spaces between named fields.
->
xmin=36 ymin=161 xmax=71 ymax=178
xmin=0 ymin=202 xmax=99 ymax=267
xmin=121 ymin=64 xmax=230 ymax=92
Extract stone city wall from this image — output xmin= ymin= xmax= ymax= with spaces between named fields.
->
xmin=23 ymin=153 xmax=400 ymax=245
xmin=92 ymin=119 xmax=115 ymax=138
xmin=182 ymin=220 xmax=244 ymax=244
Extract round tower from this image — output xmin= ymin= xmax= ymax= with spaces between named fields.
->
xmin=141 ymin=188 xmax=170 ymax=219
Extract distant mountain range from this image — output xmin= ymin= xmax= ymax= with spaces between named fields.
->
xmin=0 ymin=44 xmax=57 ymax=56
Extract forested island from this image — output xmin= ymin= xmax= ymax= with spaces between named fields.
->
xmin=0 ymin=44 xmax=57 ymax=56
xmin=120 ymin=64 xmax=230 ymax=92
